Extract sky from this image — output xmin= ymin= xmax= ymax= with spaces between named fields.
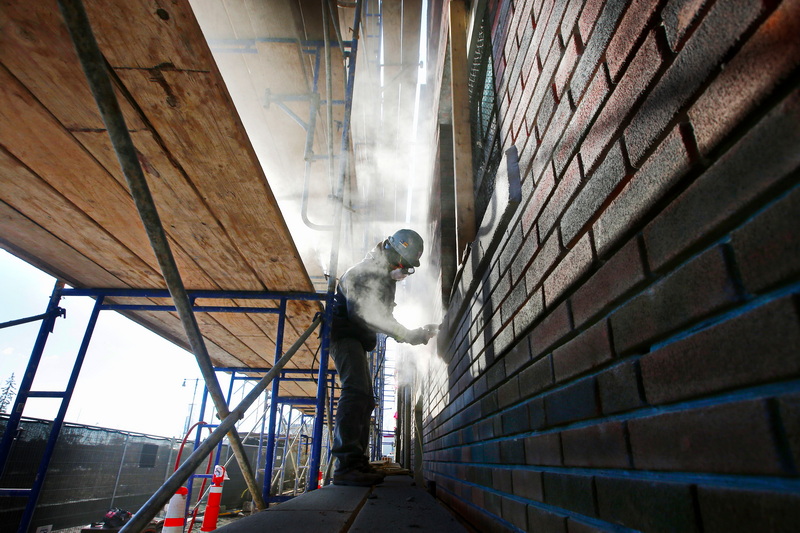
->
xmin=0 ymin=249 xmax=244 ymax=438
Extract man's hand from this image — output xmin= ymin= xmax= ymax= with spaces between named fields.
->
xmin=406 ymin=324 xmax=440 ymax=345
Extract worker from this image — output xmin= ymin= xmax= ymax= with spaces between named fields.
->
xmin=330 ymin=229 xmax=438 ymax=486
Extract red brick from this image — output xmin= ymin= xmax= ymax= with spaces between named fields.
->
xmin=593 ymin=126 xmax=690 ymax=257
xmin=595 ymin=476 xmax=699 ymax=533
xmin=513 ymin=287 xmax=544 ymax=336
xmin=504 ymin=333 xmax=532 ymax=376
xmin=526 ymin=46 xmax=564 ymax=174
xmin=543 ymin=472 xmax=597 ymax=518
xmin=628 ymin=399 xmax=785 ymax=475
xmin=523 ymin=432 xmax=562 ymax=466
xmin=697 ymin=485 xmax=800 ymax=533
xmin=610 ymin=245 xmax=739 ymax=355
xmin=598 ymin=360 xmax=646 ymax=415
xmin=561 ymin=141 xmax=627 ymax=246
xmin=644 ymin=88 xmax=800 ymax=271
xmin=567 ymin=520 xmax=617 ymax=533
xmin=554 ymin=68 xmax=610 ymax=177
xmin=560 ymin=0 xmax=583 ymax=42
xmin=544 ymin=233 xmax=594 ymax=306
xmin=641 ymin=296 xmax=800 ymax=404
xmin=571 ymin=0 xmax=627 ymax=101
xmin=731 ymin=185 xmax=800 ymax=295
xmin=625 ymin=0 xmax=766 ymax=166
xmin=777 ymin=392 xmax=800 ymax=470
xmin=518 ymin=354 xmax=553 ymax=398
xmin=544 ymin=377 xmax=599 ymax=426
xmin=561 ymin=421 xmax=630 ymax=468
xmin=572 ymin=237 xmax=646 ymax=327
xmin=502 ymin=495 xmax=528 ymax=530
xmin=689 ymin=0 xmax=800 ymax=155
xmin=662 ymin=0 xmax=707 ymax=51
xmin=529 ymin=0 xmax=556 ymax=59
xmin=531 ymin=95 xmax=572 ymax=187
xmin=512 ymin=468 xmax=543 ymax=500
xmin=521 ymin=165 xmax=554 ymax=233
xmin=577 ymin=0 xmax=605 ymax=44
xmin=606 ymin=0 xmax=661 ymax=81
xmin=540 ymin=156 xmax=582 ymax=238
xmin=581 ymin=30 xmax=663 ymax=174
xmin=553 ymin=319 xmax=612 ymax=382
xmin=530 ymin=300 xmax=572 ymax=357
xmin=555 ymin=34 xmax=580 ymax=99
xmin=528 ymin=505 xmax=568 ymax=532
xmin=523 ymin=228 xmax=561 ymax=291
xmin=493 ymin=466 xmax=513 ymax=492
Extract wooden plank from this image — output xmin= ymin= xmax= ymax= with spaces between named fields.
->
xmin=85 ymin=0 xmax=212 ymax=71
xmin=448 ymin=0 xmax=475 ymax=260
xmin=0 ymin=0 xmax=145 ymax=131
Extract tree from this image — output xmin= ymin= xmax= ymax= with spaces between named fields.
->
xmin=0 ymin=373 xmax=17 ymax=414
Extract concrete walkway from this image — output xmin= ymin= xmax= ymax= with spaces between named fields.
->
xmin=216 ymin=475 xmax=469 ymax=533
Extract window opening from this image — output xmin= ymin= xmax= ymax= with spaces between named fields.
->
xmin=468 ymin=7 xmax=502 ymax=225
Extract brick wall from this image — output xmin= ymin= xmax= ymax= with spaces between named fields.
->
xmin=424 ymin=0 xmax=800 ymax=531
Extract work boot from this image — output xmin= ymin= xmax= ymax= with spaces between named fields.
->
xmin=332 ymin=465 xmax=384 ymax=487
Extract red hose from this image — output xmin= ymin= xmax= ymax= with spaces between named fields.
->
xmin=174 ymin=422 xmax=215 ymax=533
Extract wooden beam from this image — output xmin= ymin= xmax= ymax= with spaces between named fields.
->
xmin=448 ymin=0 xmax=475 ymax=260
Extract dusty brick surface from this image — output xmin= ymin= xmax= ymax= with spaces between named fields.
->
xmin=644 ymin=88 xmax=800 ymax=271
xmin=689 ymin=0 xmax=800 ymax=155
xmin=512 ymin=468 xmax=544 ymax=500
xmin=606 ymin=0 xmax=661 ymax=81
xmin=776 ymin=392 xmax=800 ymax=470
xmin=731 ymin=185 xmax=800 ymax=295
xmin=571 ymin=237 xmax=647 ymax=327
xmin=562 ymin=141 xmax=627 ymax=246
xmin=523 ymin=431 xmax=562 ymax=466
xmin=595 ymin=476 xmax=699 ymax=533
xmin=573 ymin=1 xmax=626 ymax=99
xmin=697 ymin=485 xmax=800 ymax=533
xmin=540 ymin=156 xmax=582 ymax=238
xmin=561 ymin=421 xmax=630 ymax=468
xmin=544 ymin=377 xmax=598 ymax=426
xmin=555 ymin=34 xmax=580 ymax=99
xmin=528 ymin=505 xmax=568 ymax=532
xmin=518 ymin=354 xmax=554 ymax=398
xmin=628 ymin=399 xmax=785 ymax=475
xmin=581 ymin=31 xmax=663 ymax=174
xmin=610 ymin=245 xmax=739 ymax=355
xmin=598 ymin=359 xmax=646 ymax=415
xmin=594 ymin=125 xmax=690 ymax=257
xmin=625 ymin=0 xmax=765 ymax=166
xmin=553 ymin=319 xmax=613 ymax=382
xmin=523 ymin=229 xmax=561 ymax=290
xmin=544 ymin=233 xmax=594 ymax=306
xmin=502 ymin=495 xmax=528 ymax=530
xmin=529 ymin=300 xmax=572 ymax=357
xmin=661 ymin=0 xmax=707 ymax=51
xmin=554 ymin=69 xmax=610 ymax=177
xmin=543 ymin=472 xmax=597 ymax=518
xmin=641 ymin=296 xmax=800 ymax=404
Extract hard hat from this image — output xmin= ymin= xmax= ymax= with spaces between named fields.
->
xmin=387 ymin=229 xmax=424 ymax=267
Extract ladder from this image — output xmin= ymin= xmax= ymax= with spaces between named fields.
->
xmin=0 ymin=280 xmax=104 ymax=533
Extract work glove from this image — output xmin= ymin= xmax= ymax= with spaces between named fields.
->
xmin=405 ymin=324 xmax=440 ymax=345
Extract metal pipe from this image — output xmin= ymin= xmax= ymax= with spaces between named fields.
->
xmin=0 ymin=280 xmax=64 ymax=478
xmin=56 ymin=0 xmax=267 ymax=512
xmin=121 ymin=314 xmax=322 ymax=532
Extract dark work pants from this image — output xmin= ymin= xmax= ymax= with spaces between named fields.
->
xmin=330 ymin=337 xmax=374 ymax=473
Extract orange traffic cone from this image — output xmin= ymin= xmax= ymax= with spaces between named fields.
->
xmin=163 ymin=486 xmax=189 ymax=533
xmin=201 ymin=466 xmax=227 ymax=532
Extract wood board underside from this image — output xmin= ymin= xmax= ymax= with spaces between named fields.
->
xmin=0 ymin=0 xmax=352 ymax=399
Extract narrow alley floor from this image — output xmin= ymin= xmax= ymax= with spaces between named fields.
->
xmin=217 ymin=474 xmax=470 ymax=533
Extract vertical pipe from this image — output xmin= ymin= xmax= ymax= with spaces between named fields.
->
xmin=55 ymin=0 xmax=264 ymax=510
xmin=263 ymin=299 xmax=287 ymax=502
xmin=110 ymin=433 xmax=130 ymax=509
xmin=0 ymin=280 xmax=64 ymax=476
xmin=18 ymin=294 xmax=103 ymax=533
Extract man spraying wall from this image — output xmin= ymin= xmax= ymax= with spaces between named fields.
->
xmin=330 ymin=229 xmax=439 ymax=486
